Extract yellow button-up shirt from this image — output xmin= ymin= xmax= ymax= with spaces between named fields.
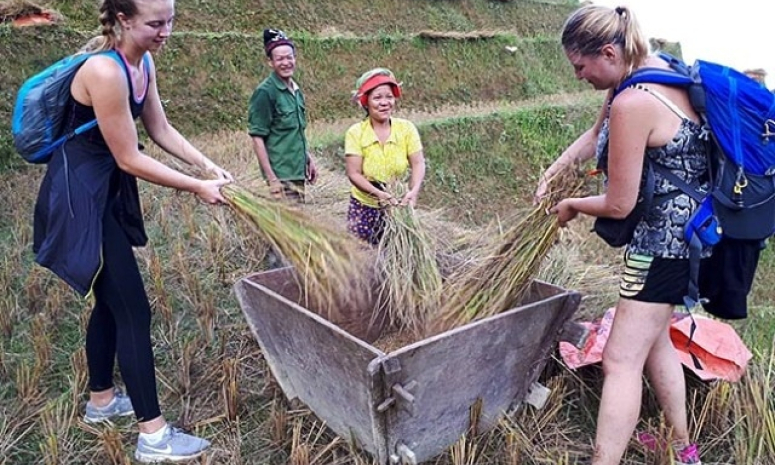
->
xmin=344 ymin=118 xmax=423 ymax=207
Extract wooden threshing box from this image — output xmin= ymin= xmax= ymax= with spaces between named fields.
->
xmin=234 ymin=268 xmax=581 ymax=464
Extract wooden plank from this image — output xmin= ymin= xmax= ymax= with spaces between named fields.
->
xmin=367 ymin=358 xmax=390 ymax=465
xmin=379 ymin=281 xmax=580 ymax=463
xmin=524 ymin=382 xmax=551 ymax=409
xmin=234 ymin=269 xmax=386 ymax=456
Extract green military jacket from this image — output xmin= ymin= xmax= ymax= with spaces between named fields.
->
xmin=248 ymin=72 xmax=308 ymax=180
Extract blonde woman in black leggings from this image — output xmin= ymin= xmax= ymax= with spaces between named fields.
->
xmin=32 ymin=0 xmax=231 ymax=461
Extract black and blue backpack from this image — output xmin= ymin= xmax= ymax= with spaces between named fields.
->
xmin=12 ymin=50 xmax=125 ymax=164
xmin=616 ymin=52 xmax=775 ymax=319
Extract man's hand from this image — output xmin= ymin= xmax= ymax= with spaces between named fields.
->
xmin=306 ymin=156 xmax=318 ymax=184
xmin=269 ymin=179 xmax=283 ymax=199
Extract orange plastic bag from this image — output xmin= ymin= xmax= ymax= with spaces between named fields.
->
xmin=670 ymin=313 xmax=752 ymax=382
xmin=557 ymin=308 xmax=614 ymax=370
xmin=559 ymin=308 xmax=752 ymax=382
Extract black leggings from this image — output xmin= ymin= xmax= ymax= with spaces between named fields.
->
xmin=85 ymin=206 xmax=161 ymax=422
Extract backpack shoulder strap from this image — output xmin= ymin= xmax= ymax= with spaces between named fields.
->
xmin=616 ymin=67 xmax=694 ymax=97
xmin=657 ymin=52 xmax=693 ymax=74
xmin=65 ymin=51 xmax=132 ymax=139
xmin=98 ymin=49 xmax=125 ymax=67
xmin=98 ymin=49 xmax=148 ymax=83
xmin=627 ymin=84 xmax=707 ymax=201
xmin=629 ymin=83 xmax=691 ymax=122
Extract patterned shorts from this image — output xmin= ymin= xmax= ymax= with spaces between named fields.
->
xmin=347 ymin=196 xmax=385 ymax=246
xmin=619 ymin=252 xmax=690 ymax=305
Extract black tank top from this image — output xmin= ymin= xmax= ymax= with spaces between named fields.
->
xmin=62 ymin=51 xmax=150 ymax=149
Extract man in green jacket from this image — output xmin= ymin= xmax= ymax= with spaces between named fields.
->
xmin=248 ymin=28 xmax=317 ymax=201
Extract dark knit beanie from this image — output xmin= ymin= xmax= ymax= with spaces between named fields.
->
xmin=263 ymin=28 xmax=295 ymax=57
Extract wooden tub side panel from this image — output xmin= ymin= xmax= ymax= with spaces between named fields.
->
xmin=234 ymin=273 xmax=385 ymax=456
xmin=379 ymin=290 xmax=580 ymax=463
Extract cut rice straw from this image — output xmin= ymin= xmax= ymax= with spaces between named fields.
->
xmin=375 ymin=187 xmax=443 ymax=340
xmin=428 ymin=168 xmax=587 ymax=335
xmin=221 ymin=184 xmax=372 ymax=319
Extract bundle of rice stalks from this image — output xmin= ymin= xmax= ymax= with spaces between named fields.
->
xmin=221 ymin=184 xmax=373 ymax=319
xmin=428 ymin=169 xmax=587 ymax=335
xmin=375 ymin=196 xmax=443 ymax=340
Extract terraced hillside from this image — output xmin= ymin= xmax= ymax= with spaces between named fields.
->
xmin=47 ymin=0 xmax=577 ymax=34
xmin=1 ymin=0 xmax=588 ymax=166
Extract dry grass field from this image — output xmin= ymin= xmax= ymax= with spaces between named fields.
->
xmin=1 ymin=112 xmax=773 ymax=463
xmin=0 ymin=0 xmax=772 ymax=463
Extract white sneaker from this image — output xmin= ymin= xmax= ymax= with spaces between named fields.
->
xmin=134 ymin=425 xmax=210 ymax=463
xmin=83 ymin=388 xmax=134 ymax=423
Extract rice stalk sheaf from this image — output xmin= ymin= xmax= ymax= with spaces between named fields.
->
xmin=221 ymin=184 xmax=372 ymax=319
xmin=430 ymin=168 xmax=586 ymax=335
xmin=375 ymin=188 xmax=443 ymax=340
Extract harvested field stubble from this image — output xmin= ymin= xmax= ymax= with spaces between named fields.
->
xmin=0 ymin=106 xmax=772 ymax=464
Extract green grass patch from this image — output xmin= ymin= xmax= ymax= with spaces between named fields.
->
xmin=46 ymin=0 xmax=575 ymax=35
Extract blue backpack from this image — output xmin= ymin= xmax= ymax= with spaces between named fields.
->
xmin=616 ymin=52 xmax=775 ymax=318
xmin=12 ymin=50 xmax=125 ymax=164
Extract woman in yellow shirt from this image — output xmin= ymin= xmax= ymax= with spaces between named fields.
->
xmin=344 ymin=68 xmax=426 ymax=244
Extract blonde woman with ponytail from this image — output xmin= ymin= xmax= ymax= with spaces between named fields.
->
xmin=538 ymin=5 xmax=706 ymax=465
xmin=33 ymin=0 xmax=231 ymax=461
